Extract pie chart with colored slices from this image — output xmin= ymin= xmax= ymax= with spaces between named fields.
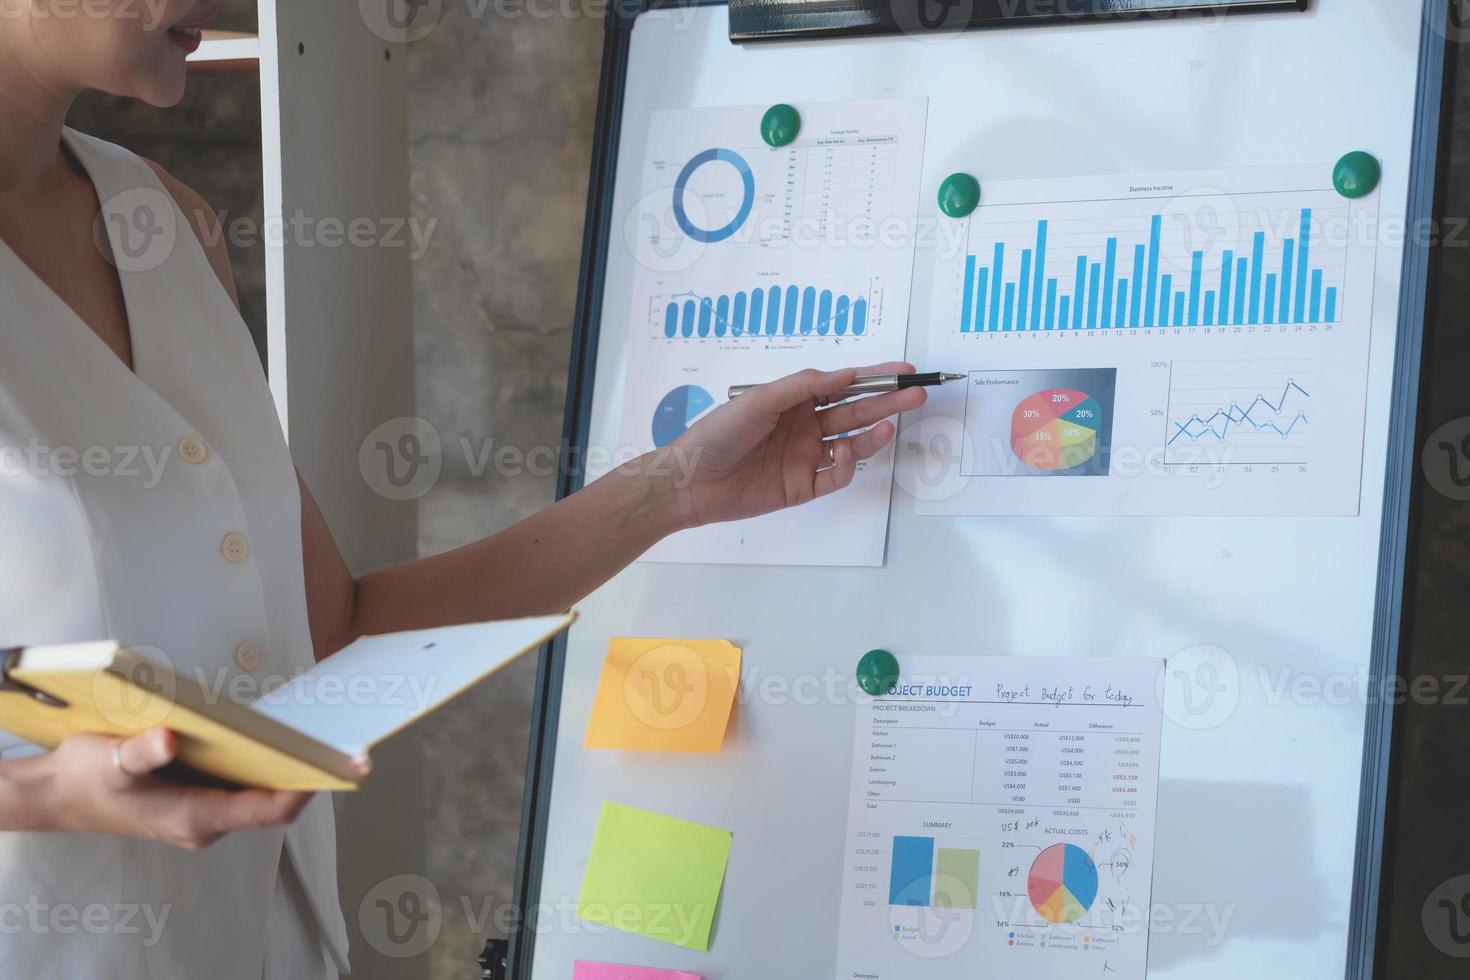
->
xmin=652 ymin=384 xmax=716 ymax=448
xmin=1028 ymin=844 xmax=1099 ymax=925
xmin=1010 ymin=388 xmax=1103 ymax=472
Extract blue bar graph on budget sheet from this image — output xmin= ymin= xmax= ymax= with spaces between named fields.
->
xmin=665 ymin=283 xmax=871 ymax=338
xmin=889 ymin=836 xmax=935 ymax=907
xmin=956 ymin=207 xmax=1344 ymax=333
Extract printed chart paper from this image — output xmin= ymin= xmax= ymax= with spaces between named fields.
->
xmin=909 ymin=165 xmax=1379 ymax=516
xmin=834 ymin=656 xmax=1165 ymax=980
xmin=616 ymin=98 xmax=927 ymax=565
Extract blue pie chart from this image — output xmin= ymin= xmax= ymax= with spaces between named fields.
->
xmin=652 ymin=384 xmax=715 ymax=447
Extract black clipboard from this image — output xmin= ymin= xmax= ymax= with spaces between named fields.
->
xmin=726 ymin=0 xmax=1308 ymax=44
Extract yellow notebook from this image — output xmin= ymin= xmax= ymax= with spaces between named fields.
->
xmin=0 ymin=613 xmax=574 ymax=791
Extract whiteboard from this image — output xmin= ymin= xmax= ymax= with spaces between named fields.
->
xmin=525 ymin=2 xmax=1435 ymax=977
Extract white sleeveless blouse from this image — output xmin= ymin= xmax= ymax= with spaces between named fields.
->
xmin=0 ymin=130 xmax=348 ymax=976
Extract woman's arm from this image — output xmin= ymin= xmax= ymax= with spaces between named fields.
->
xmin=0 ymin=747 xmax=54 ymax=830
xmin=301 ymin=364 xmax=924 ymax=655
xmin=154 ymin=169 xmax=924 ymax=657
xmin=308 ymin=449 xmax=685 ymax=645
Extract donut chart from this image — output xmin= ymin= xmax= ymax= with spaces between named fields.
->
xmin=1010 ymin=388 xmax=1103 ymax=472
xmin=672 ymin=148 xmax=755 ymax=244
xmin=652 ymin=384 xmax=715 ymax=448
xmin=1027 ymin=844 xmax=1099 ymax=925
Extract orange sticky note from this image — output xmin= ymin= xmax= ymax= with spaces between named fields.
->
xmin=584 ymin=638 xmax=741 ymax=753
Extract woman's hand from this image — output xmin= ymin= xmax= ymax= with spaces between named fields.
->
xmin=662 ymin=361 xmax=926 ymax=529
xmin=329 ymin=362 xmax=926 ymax=627
xmin=7 ymin=728 xmax=312 ymax=850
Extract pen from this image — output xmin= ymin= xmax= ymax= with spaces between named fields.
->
xmin=727 ymin=371 xmax=967 ymax=400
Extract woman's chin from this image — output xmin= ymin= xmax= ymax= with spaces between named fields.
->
xmin=131 ymin=73 xmax=189 ymax=110
xmin=109 ymin=60 xmax=190 ymax=109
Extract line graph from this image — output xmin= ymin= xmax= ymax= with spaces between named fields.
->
xmin=1169 ymin=380 xmax=1310 ymax=444
xmin=1165 ymin=359 xmax=1314 ymax=465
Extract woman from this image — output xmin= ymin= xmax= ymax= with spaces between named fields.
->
xmin=0 ymin=4 xmax=926 ymax=978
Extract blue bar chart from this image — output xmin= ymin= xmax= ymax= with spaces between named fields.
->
xmin=662 ymin=282 xmax=871 ymax=339
xmin=922 ymin=167 xmax=1377 ymax=517
xmin=956 ymin=206 xmax=1345 ymax=333
xmin=886 ymin=835 xmax=981 ymax=910
xmin=888 ymin=836 xmax=935 ymax=907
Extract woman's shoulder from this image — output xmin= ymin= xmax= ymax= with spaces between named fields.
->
xmin=138 ymin=158 xmax=240 ymax=309
xmin=68 ymin=128 xmax=240 ymax=309
xmin=69 ymin=128 xmax=239 ymax=308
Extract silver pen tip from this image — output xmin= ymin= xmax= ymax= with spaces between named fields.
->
xmin=942 ymin=373 xmax=967 ymax=382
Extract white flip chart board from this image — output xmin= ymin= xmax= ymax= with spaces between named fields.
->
xmin=520 ymin=2 xmax=1442 ymax=977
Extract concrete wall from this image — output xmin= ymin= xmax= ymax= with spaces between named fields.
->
xmin=405 ymin=7 xmax=601 ymax=978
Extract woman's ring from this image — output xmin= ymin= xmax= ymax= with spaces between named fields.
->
xmin=826 ymin=442 xmax=836 ymax=466
xmin=113 ymin=744 xmax=133 ymax=777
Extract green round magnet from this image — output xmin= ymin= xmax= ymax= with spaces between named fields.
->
xmin=760 ymin=104 xmax=801 ymax=148
xmin=1333 ymin=151 xmax=1381 ymax=199
xmin=856 ymin=649 xmax=901 ymax=697
xmin=937 ymin=172 xmax=981 ymax=219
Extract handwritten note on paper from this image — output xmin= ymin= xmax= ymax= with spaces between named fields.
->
xmin=573 ymin=962 xmax=702 ymax=980
xmin=584 ymin=638 xmax=741 ymax=753
xmin=576 ymin=801 xmax=733 ymax=952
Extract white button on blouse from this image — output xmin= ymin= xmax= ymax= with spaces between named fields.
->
xmin=220 ymin=530 xmax=251 ymax=564
xmin=0 ymin=129 xmax=349 ymax=978
xmin=177 ymin=435 xmax=208 ymax=464
xmin=235 ymin=640 xmax=264 ymax=671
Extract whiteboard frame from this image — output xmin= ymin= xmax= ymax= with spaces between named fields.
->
xmin=504 ymin=4 xmax=1454 ymax=978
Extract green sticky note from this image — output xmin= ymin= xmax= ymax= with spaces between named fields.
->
xmin=577 ymin=802 xmax=733 ymax=952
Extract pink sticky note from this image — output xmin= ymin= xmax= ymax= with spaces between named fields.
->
xmin=572 ymin=962 xmax=702 ymax=980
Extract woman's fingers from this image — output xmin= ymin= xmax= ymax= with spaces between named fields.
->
xmin=845 ymin=419 xmax=899 ymax=462
xmin=112 ymin=728 xmax=177 ymax=784
xmin=165 ymin=788 xmax=314 ymax=850
xmin=850 ymin=360 xmax=917 ymax=377
xmin=742 ymin=367 xmax=860 ymax=415
xmin=813 ymin=438 xmax=859 ymax=497
xmin=812 ymin=361 xmax=916 ymax=407
xmin=105 ymin=727 xmax=312 ymax=848
xmin=819 ymin=386 xmax=926 ymax=437
xmin=813 ymin=421 xmax=897 ymax=498
xmin=193 ymin=789 xmax=313 ymax=836
xmin=743 ymin=364 xmax=923 ymax=416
